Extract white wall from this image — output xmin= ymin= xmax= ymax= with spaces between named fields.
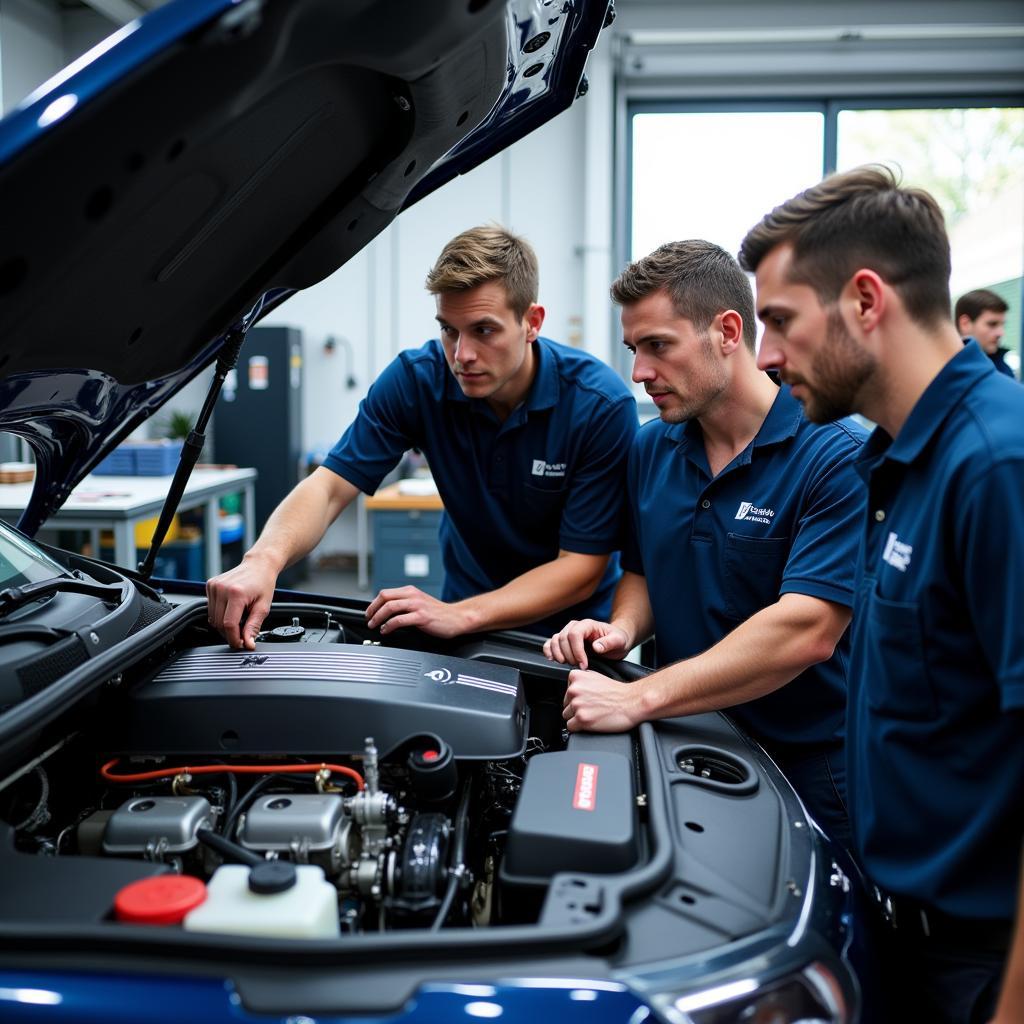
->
xmin=261 ymin=99 xmax=592 ymax=554
xmin=62 ymin=5 xmax=118 ymax=65
xmin=0 ymin=0 xmax=63 ymax=113
xmin=0 ymin=0 xmax=114 ymax=113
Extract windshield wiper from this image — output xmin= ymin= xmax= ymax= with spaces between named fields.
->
xmin=0 ymin=576 xmax=126 ymax=616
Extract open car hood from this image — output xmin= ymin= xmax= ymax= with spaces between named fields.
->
xmin=0 ymin=0 xmax=610 ymax=534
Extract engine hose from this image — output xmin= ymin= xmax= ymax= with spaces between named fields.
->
xmin=429 ymin=780 xmax=471 ymax=932
xmin=99 ymin=759 xmax=364 ymax=790
xmin=222 ymin=771 xmax=238 ymax=830
xmin=221 ymin=774 xmax=277 ymax=840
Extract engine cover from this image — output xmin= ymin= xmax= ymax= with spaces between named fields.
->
xmin=502 ymin=750 xmax=638 ymax=881
xmin=112 ymin=644 xmax=524 ymax=759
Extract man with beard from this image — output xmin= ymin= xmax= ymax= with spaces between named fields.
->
xmin=739 ymin=165 xmax=1023 ymax=1024
xmin=546 ymin=240 xmax=865 ymax=847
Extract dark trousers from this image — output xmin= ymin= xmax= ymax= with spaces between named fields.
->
xmin=770 ymin=742 xmax=852 ymax=851
xmin=869 ymin=912 xmax=1006 ymax=1024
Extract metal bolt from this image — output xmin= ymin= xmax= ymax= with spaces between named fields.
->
xmin=88 ymin=632 xmax=100 ymax=645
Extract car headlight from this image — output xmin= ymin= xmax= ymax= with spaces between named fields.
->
xmin=658 ymin=962 xmax=848 ymax=1024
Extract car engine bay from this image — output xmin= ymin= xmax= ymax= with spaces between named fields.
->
xmin=0 ymin=593 xmax=651 ymax=939
xmin=0 ymin=542 xmax=861 ymax=1023
xmin=0 ymin=555 xmax=837 ymax=990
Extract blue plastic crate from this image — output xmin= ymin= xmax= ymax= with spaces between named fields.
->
xmin=157 ymin=535 xmax=204 ymax=580
xmin=93 ymin=441 xmax=182 ymax=476
xmin=218 ymin=513 xmax=244 ymax=544
xmin=92 ymin=448 xmax=136 ymax=475
xmin=134 ymin=441 xmax=183 ymax=475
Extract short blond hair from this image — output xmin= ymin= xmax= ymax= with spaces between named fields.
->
xmin=425 ymin=225 xmax=539 ymax=320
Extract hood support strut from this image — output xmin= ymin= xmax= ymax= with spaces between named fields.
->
xmin=137 ymin=329 xmax=246 ymax=581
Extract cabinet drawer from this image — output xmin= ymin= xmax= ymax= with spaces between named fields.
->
xmin=374 ymin=510 xmax=441 ymax=528
xmin=375 ymin=524 xmax=442 ymax=546
xmin=375 ymin=544 xmax=442 ymax=580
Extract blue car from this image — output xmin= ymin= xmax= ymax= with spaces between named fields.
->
xmin=0 ymin=1 xmax=864 ymax=1020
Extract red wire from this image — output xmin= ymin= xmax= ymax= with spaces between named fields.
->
xmin=100 ymin=758 xmax=364 ymax=790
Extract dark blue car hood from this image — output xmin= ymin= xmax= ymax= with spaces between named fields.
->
xmin=0 ymin=0 xmax=609 ymax=534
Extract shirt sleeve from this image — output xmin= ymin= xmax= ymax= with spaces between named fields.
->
xmin=779 ymin=427 xmax=866 ymax=609
xmin=321 ymin=355 xmax=419 ymax=494
xmin=959 ymin=457 xmax=1024 ymax=710
xmin=557 ymin=396 xmax=639 ymax=555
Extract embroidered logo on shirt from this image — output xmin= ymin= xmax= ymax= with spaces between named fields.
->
xmin=882 ymin=531 xmax=913 ymax=572
xmin=735 ymin=501 xmax=775 ymax=524
xmin=532 ymin=459 xmax=566 ymax=478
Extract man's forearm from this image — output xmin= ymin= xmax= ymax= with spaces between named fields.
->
xmin=453 ymin=551 xmax=609 ymax=633
xmin=247 ymin=467 xmax=359 ymax=573
xmin=635 ymin=593 xmax=850 ymax=720
xmin=609 ymin=570 xmax=655 ymax=648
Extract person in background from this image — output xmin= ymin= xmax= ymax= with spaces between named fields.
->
xmin=548 ymin=240 xmax=865 ymax=849
xmin=741 ymin=164 xmax=1024 ymax=1024
xmin=955 ymin=287 xmax=1016 ymax=379
xmin=208 ymin=225 xmax=638 ymax=647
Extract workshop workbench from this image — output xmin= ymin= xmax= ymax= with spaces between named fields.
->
xmin=0 ymin=467 xmax=257 ymax=579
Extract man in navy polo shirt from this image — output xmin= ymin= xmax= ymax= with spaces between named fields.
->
xmin=546 ymin=240 xmax=865 ymax=847
xmin=208 ymin=226 xmax=637 ymax=647
xmin=955 ymin=287 xmax=1017 ymax=379
xmin=740 ymin=166 xmax=1024 ymax=1024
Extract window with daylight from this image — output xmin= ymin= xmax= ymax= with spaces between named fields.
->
xmin=627 ymin=102 xmax=1024 ymax=378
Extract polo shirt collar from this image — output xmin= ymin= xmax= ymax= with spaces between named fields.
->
xmin=525 ymin=337 xmax=560 ymax=411
xmin=856 ymin=341 xmax=994 ymax=473
xmin=665 ymin=382 xmax=801 ymax=463
xmin=442 ymin=336 xmax=558 ymax=413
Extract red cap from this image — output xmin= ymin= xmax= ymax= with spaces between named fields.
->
xmin=114 ymin=875 xmax=207 ymax=925
xmin=421 ymin=749 xmax=440 ymax=762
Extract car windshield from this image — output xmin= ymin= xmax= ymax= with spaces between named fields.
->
xmin=0 ymin=520 xmax=68 ymax=589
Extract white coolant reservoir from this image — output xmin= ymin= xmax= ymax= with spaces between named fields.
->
xmin=183 ymin=864 xmax=340 ymax=939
